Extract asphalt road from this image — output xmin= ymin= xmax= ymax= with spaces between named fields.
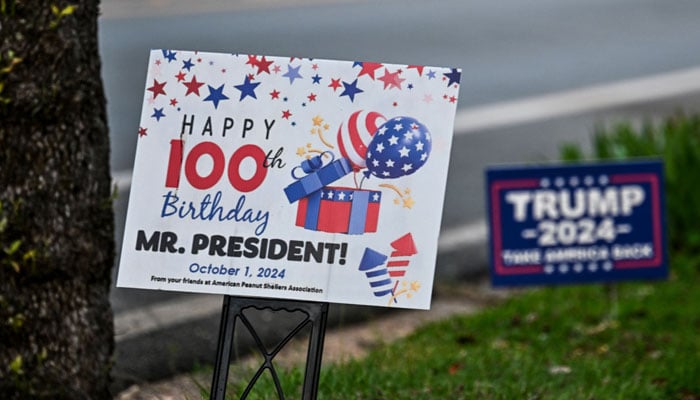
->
xmin=102 ymin=0 xmax=700 ymax=172
xmin=100 ymin=0 xmax=700 ymax=391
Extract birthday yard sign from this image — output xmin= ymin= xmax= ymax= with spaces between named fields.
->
xmin=116 ymin=50 xmax=461 ymax=309
xmin=486 ymin=161 xmax=668 ymax=287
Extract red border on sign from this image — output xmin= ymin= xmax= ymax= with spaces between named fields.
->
xmin=490 ymin=179 xmax=542 ymax=275
xmin=490 ymin=173 xmax=664 ymax=276
xmin=609 ymin=173 xmax=663 ymax=269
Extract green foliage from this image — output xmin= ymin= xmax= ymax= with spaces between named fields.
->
xmin=0 ymin=200 xmax=38 ymax=274
xmin=0 ymin=0 xmax=17 ymax=15
xmin=0 ymin=50 xmax=22 ymax=105
xmin=204 ymin=263 xmax=699 ymax=399
xmin=560 ymin=113 xmax=700 ymax=256
xmin=8 ymin=355 xmax=23 ymax=375
xmin=0 ymin=51 xmax=22 ymax=75
xmin=5 ymin=348 xmax=51 ymax=394
xmin=0 ymin=3 xmax=76 ymax=106
xmin=559 ymin=143 xmax=584 ymax=162
xmin=48 ymin=4 xmax=76 ymax=30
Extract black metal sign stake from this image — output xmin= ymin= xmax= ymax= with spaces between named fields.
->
xmin=210 ymin=295 xmax=329 ymax=400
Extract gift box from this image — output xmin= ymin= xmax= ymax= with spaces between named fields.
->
xmin=284 ymin=152 xmax=352 ymax=204
xmin=295 ymin=186 xmax=381 ymax=234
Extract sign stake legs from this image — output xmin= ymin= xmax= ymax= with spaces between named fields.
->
xmin=211 ymin=295 xmax=237 ymax=400
xmin=210 ymin=296 xmax=329 ymax=400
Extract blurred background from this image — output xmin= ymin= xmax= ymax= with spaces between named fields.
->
xmin=102 ymin=0 xmax=700 ymax=392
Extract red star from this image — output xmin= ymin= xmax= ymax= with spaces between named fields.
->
xmin=246 ymin=55 xmax=259 ymax=67
xmin=182 ymin=75 xmax=205 ymax=96
xmin=358 ymin=62 xmax=383 ymax=80
xmin=273 ymin=65 xmax=281 ymax=73
xmin=328 ymin=78 xmax=342 ymax=91
xmin=169 ymin=98 xmax=178 ymax=106
xmin=378 ymin=68 xmax=405 ymax=90
xmin=138 ymin=127 xmax=147 ymax=137
xmin=312 ymin=63 xmax=319 ymax=70
xmin=449 ymin=95 xmax=457 ymax=103
xmin=175 ymin=71 xmax=187 ymax=82
xmin=282 ymin=109 xmax=292 ymax=119
xmin=247 ymin=73 xmax=255 ymax=81
xmin=270 ymin=89 xmax=280 ymax=99
xmin=147 ymin=79 xmax=167 ymax=99
xmin=155 ymin=59 xmax=161 ymax=65
xmin=255 ymin=56 xmax=274 ymax=75
xmin=407 ymin=65 xmax=425 ymax=76
xmin=307 ymin=93 xmax=317 ymax=102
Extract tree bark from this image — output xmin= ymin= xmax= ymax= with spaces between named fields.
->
xmin=0 ymin=1 xmax=114 ymax=399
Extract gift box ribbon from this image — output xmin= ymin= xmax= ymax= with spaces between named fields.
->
xmin=348 ymin=190 xmax=370 ymax=234
xmin=284 ymin=152 xmax=352 ymax=203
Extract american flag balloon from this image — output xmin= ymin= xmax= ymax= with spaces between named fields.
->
xmin=366 ymin=116 xmax=431 ymax=179
xmin=337 ymin=110 xmax=386 ymax=171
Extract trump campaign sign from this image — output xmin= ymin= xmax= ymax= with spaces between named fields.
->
xmin=486 ymin=161 xmax=668 ymax=286
xmin=116 ymin=50 xmax=461 ymax=309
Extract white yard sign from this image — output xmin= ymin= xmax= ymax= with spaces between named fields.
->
xmin=117 ymin=50 xmax=461 ymax=309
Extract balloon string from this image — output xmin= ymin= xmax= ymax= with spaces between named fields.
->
xmin=352 ymin=172 xmax=370 ymax=189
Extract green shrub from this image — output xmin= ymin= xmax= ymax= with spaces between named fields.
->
xmin=560 ymin=113 xmax=700 ymax=259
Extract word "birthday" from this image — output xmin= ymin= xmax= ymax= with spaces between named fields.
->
xmin=161 ymin=190 xmax=269 ymax=235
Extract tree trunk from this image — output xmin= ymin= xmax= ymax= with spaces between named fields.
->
xmin=0 ymin=1 xmax=114 ymax=399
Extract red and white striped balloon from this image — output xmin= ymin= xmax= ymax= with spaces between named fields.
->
xmin=337 ymin=110 xmax=386 ymax=171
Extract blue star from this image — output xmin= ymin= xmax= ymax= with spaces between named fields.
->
xmin=444 ymin=68 xmax=461 ymax=87
xmin=340 ymin=79 xmax=363 ymax=102
xmin=352 ymin=61 xmax=363 ymax=68
xmin=427 ymin=70 xmax=436 ymax=79
xmin=151 ymin=107 xmax=165 ymax=121
xmin=283 ymin=64 xmax=303 ymax=84
xmin=234 ymin=76 xmax=260 ymax=101
xmin=312 ymin=74 xmax=322 ymax=84
xmin=203 ymin=84 xmax=229 ymax=109
xmin=164 ymin=50 xmax=177 ymax=63
xmin=182 ymin=58 xmax=195 ymax=71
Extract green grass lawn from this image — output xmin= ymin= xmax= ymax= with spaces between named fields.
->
xmin=211 ymin=113 xmax=700 ymax=399
xmin=222 ymin=258 xmax=699 ymax=399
